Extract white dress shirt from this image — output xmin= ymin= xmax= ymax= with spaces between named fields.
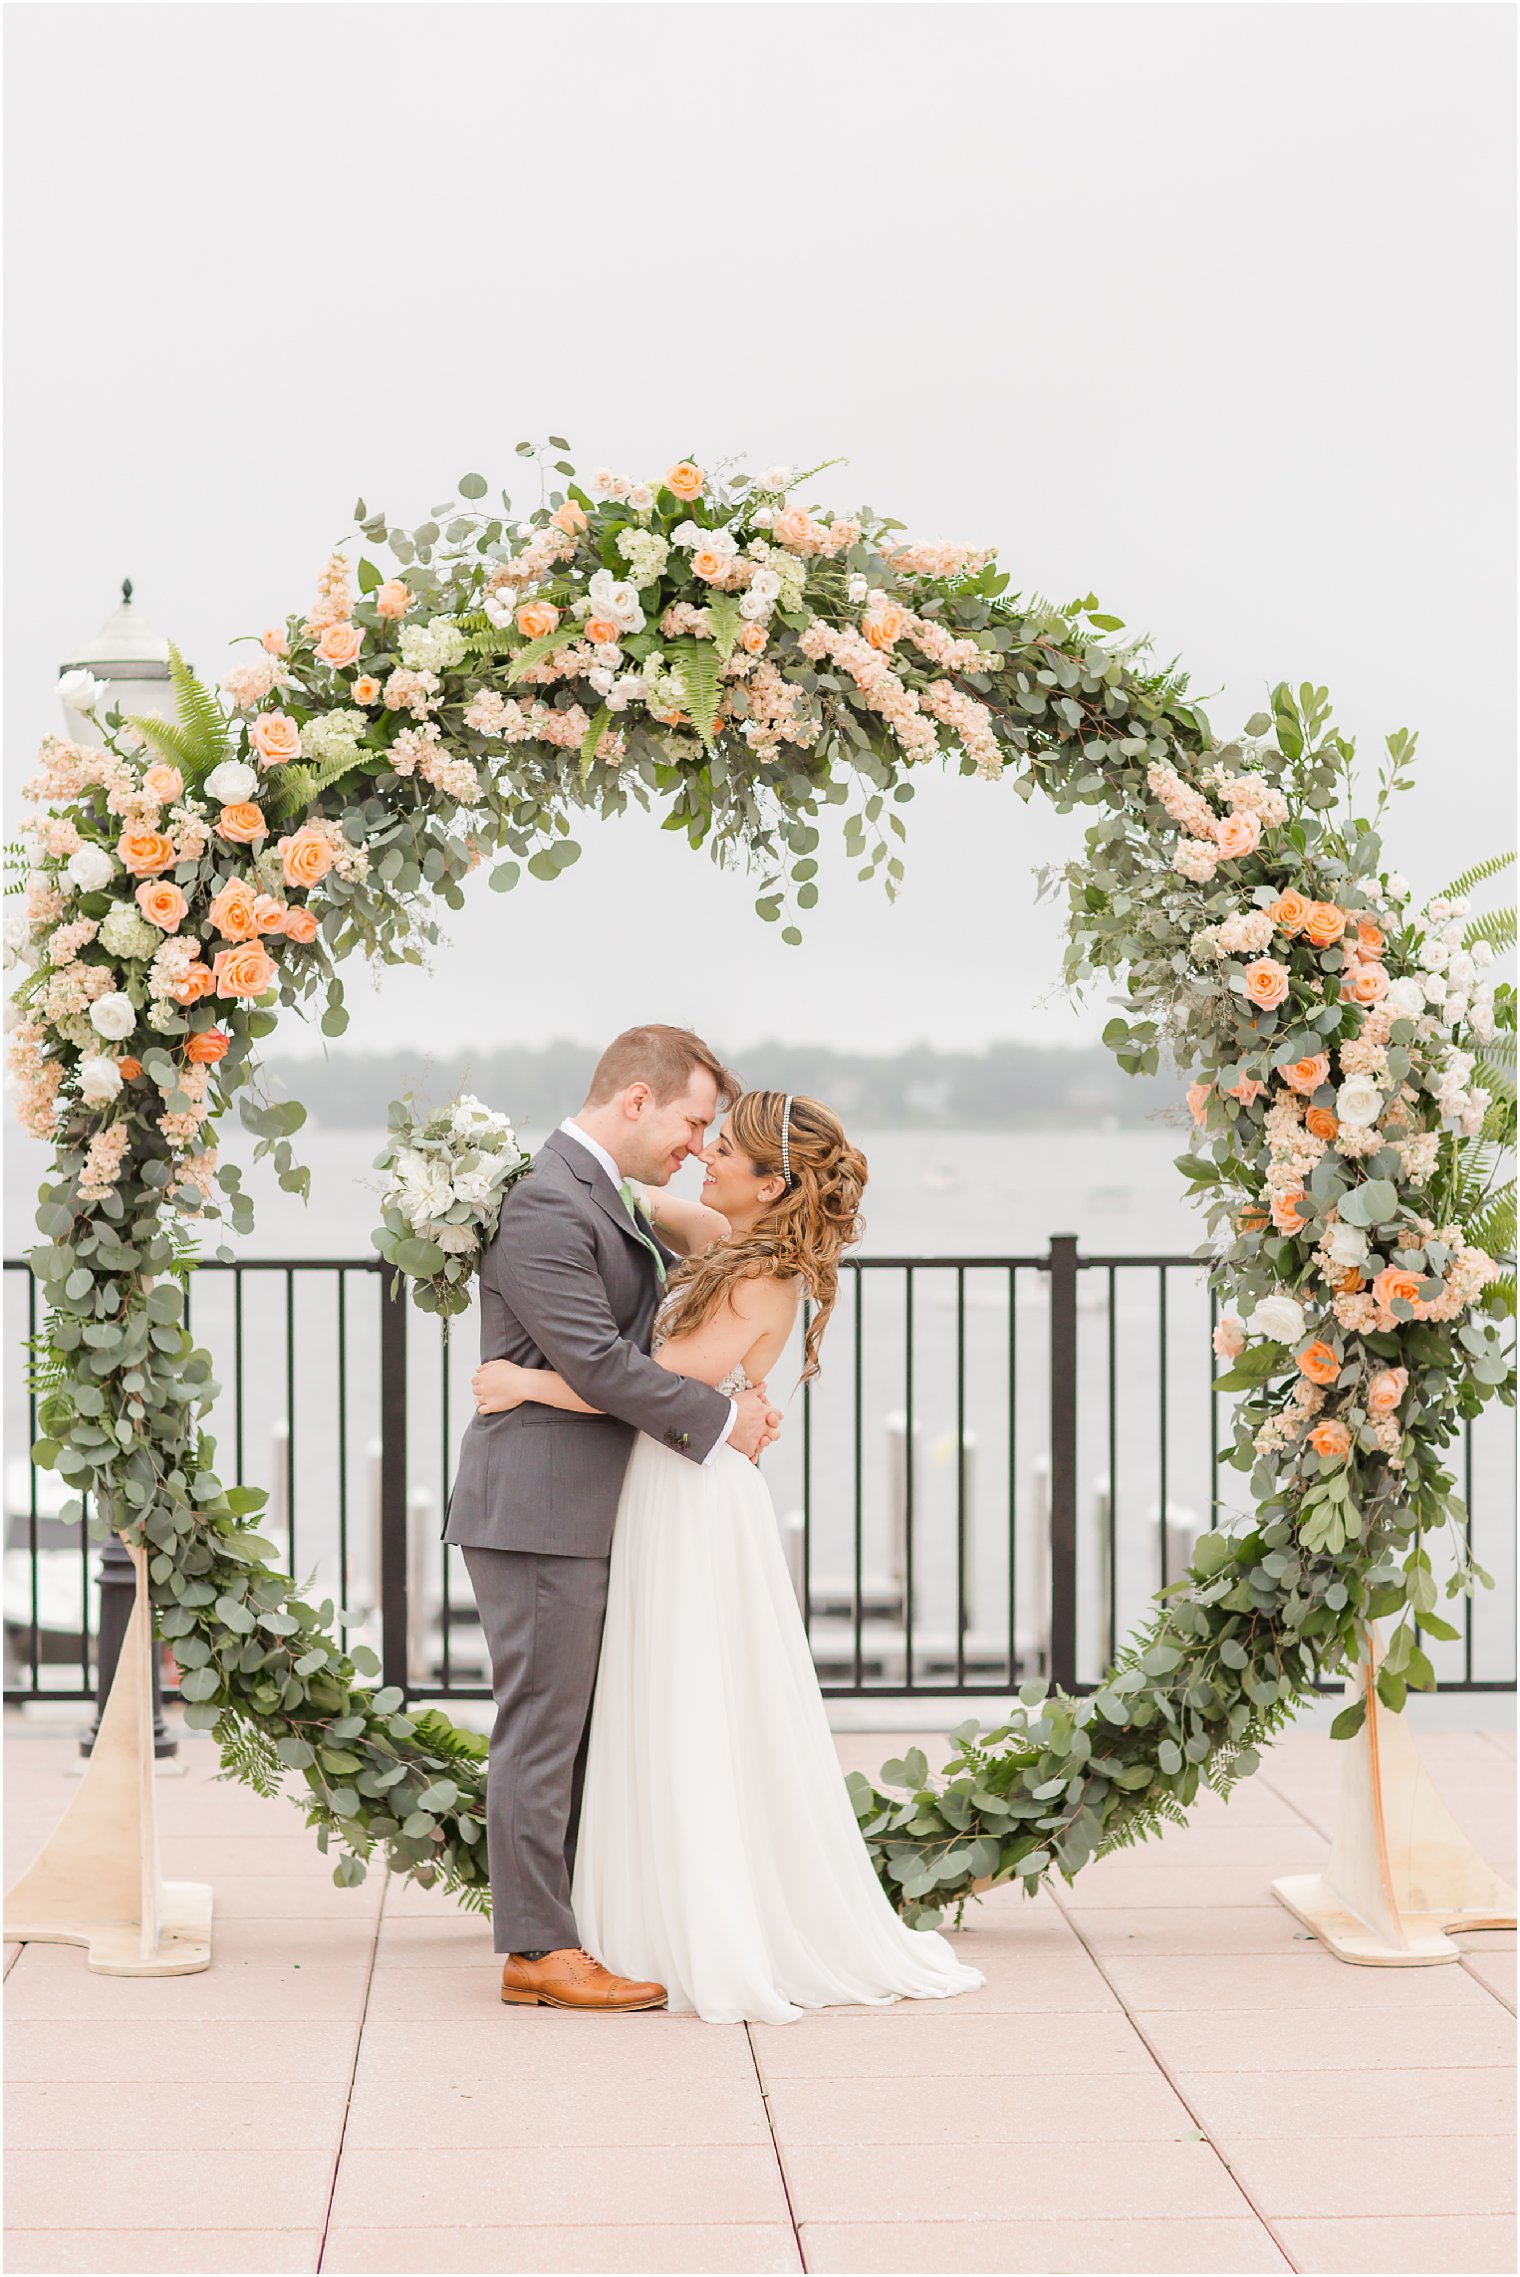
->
xmin=558 ymin=1120 xmax=737 ymax=1462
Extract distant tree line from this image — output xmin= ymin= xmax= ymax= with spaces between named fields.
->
xmin=266 ymin=1038 xmax=1179 ymax=1131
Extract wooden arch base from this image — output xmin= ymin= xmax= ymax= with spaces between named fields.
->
xmin=1273 ymin=1632 xmax=1515 ymax=1966
xmin=4 ymin=1539 xmax=212 ymax=1975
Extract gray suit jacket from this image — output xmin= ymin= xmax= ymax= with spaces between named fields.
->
xmin=442 ymin=1130 xmax=733 ymax=1558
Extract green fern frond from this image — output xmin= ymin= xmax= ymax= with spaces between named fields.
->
xmin=409 ymin=1705 xmax=488 ymax=1763
xmin=1470 ymin=1190 xmax=1516 ymax=1259
xmin=671 ymin=637 xmax=720 ymax=746
xmin=124 ymin=712 xmax=202 ymax=773
xmin=1438 ymin=850 xmax=1515 ymax=902
xmin=166 ymin=642 xmax=231 ymax=775
xmin=1483 ymin=1271 xmax=1517 ymax=1318
xmin=1465 ymin=908 xmax=1517 ymax=956
xmin=504 ymin=625 xmax=579 ymax=685
xmin=265 ymin=753 xmax=376 ymax=824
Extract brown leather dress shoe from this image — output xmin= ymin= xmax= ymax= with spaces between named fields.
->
xmin=500 ymin=1947 xmax=667 ymax=2012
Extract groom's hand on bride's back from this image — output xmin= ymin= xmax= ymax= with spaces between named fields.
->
xmin=730 ymin=1382 xmax=783 ymax=1462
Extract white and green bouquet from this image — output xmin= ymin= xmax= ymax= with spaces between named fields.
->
xmin=372 ymin=1092 xmax=530 ymax=1321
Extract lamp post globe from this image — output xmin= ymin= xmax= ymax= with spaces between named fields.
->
xmin=63 ymin=584 xmax=178 ymax=1760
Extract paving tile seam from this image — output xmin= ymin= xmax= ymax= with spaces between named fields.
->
xmin=1049 ymin=1888 xmax=1305 ymax=2276
xmin=314 ymin=1880 xmax=384 ymax=2272
xmin=1460 ymin=1955 xmax=1518 ymax=2017
xmin=742 ymin=2021 xmax=806 ymax=2272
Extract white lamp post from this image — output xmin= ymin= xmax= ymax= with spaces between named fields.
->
xmin=58 ymin=578 xmax=174 ymax=747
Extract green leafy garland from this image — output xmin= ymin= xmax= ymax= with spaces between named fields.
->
xmin=9 ymin=442 xmax=1513 ymax=1921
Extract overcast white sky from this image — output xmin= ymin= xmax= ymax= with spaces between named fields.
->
xmin=5 ymin=2 xmax=1514 ymax=1068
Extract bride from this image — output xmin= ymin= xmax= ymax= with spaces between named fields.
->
xmin=471 ymin=1089 xmax=982 ymax=2026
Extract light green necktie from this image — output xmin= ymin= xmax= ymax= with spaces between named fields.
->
xmin=618 ymin=1179 xmax=667 ymax=1286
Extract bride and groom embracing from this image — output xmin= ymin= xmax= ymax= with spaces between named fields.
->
xmin=444 ymin=1023 xmax=981 ymax=2026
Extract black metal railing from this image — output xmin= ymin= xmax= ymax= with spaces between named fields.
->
xmin=4 ymin=1245 xmax=1514 ymax=1706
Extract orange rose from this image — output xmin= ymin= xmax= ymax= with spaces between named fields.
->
xmin=1305 ymin=1105 xmax=1340 ymax=1141
xmin=1347 ymin=962 xmax=1389 ymax=1006
xmin=864 ymin=604 xmax=908 ymax=649
xmin=1281 ymin=1053 xmax=1331 ymax=1095
xmin=1366 ymin=1366 xmax=1409 ymax=1416
xmin=1297 ymin=1340 xmax=1341 ymax=1386
xmin=251 ymin=894 xmax=288 ymax=935
xmin=185 ymin=1029 xmax=229 ymax=1066
xmin=278 ymin=827 xmax=335 ymax=891
xmin=212 ymin=942 xmax=278 ymax=1000
xmin=250 ymin=712 xmax=302 ymax=767
xmin=1271 ymin=1186 xmax=1307 ymax=1234
xmin=217 ymin=803 xmax=268 ymax=845
xmin=1243 ymin=958 xmax=1290 ymax=1010
xmin=375 ymin=581 xmax=414 ymax=620
xmin=1214 ymin=811 xmax=1262 ymax=860
xmin=1235 ymin=1208 xmax=1270 ymax=1232
xmin=585 ymin=618 xmax=621 ymax=647
xmin=281 ymin=905 xmax=319 ymax=944
xmin=1186 ymin=1080 xmax=1211 ymax=1125
xmin=317 ymin=623 xmax=364 ymax=671
xmin=170 ymin=960 xmax=215 ymax=1006
xmin=142 ymin=763 xmax=183 ymax=803
xmin=352 ymin=676 xmax=382 ymax=706
xmin=1226 ymin=1075 xmax=1267 ymax=1105
xmin=1309 ymin=1419 xmax=1352 ymax=1461
xmin=135 ymin=879 xmax=188 ymax=933
xmin=116 ymin=828 xmax=176 ymax=877
xmin=516 ymin=600 xmax=561 ymax=641
xmin=773 ymin=506 xmax=814 ymax=548
xmin=208 ymin=878 xmax=260 ymax=941
xmin=1270 ymin=889 xmax=1311 ymax=935
xmin=738 ymin=621 xmax=767 ymax=655
xmin=1304 ymin=901 xmax=1347 ymax=947
xmin=691 ymin=547 xmax=732 ymax=584
xmin=1372 ymin=1266 xmax=1425 ymax=1321
xmin=117 ymin=1057 xmax=143 ymax=1081
xmin=1355 ymin=919 xmax=1386 ymax=960
xmin=552 ymin=500 xmax=588 ymax=534
xmin=1332 ymin=1266 xmax=1364 ymax=1293
xmin=665 ymin=461 xmax=705 ymax=501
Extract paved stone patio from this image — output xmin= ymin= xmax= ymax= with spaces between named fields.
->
xmin=4 ymin=1713 xmax=1514 ymax=2275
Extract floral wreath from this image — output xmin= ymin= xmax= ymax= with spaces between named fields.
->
xmin=10 ymin=442 xmax=1514 ymax=1926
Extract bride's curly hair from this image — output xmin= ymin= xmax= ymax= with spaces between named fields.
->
xmin=660 ymin=1091 xmax=868 ymax=1381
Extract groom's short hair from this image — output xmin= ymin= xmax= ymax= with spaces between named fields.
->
xmin=585 ymin=1024 xmax=740 ymax=1112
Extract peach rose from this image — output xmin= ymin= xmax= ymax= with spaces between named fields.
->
xmin=278 ymin=827 xmax=335 ymax=891
xmin=516 ymin=600 xmax=561 ymax=641
xmin=260 ymin=627 xmax=290 ymax=656
xmin=691 ymin=547 xmax=731 ymax=584
xmin=170 ymin=960 xmax=216 ymax=1006
xmin=352 ymin=676 xmax=382 ymax=706
xmin=1212 ymin=1316 xmax=1246 ymax=1359
xmin=1243 ymin=957 xmax=1290 ymax=1010
xmin=118 ymin=1057 xmax=143 ymax=1081
xmin=1366 ymin=1366 xmax=1408 ymax=1417
xmin=665 ymin=461 xmax=705 ymax=501
xmin=552 ymin=500 xmax=588 ymax=534
xmin=864 ymin=604 xmax=908 ymax=649
xmin=1281 ymin=1053 xmax=1331 ymax=1095
xmin=208 ymin=878 xmax=260 ymax=942
xmin=1186 ymin=1080 xmax=1211 ymax=1125
xmin=773 ymin=506 xmax=814 ymax=548
xmin=1214 ymin=810 xmax=1262 ymax=860
xmin=1225 ymin=1074 xmax=1268 ymax=1105
xmin=1297 ymin=1340 xmax=1341 ymax=1386
xmin=251 ymin=893 xmax=288 ymax=935
xmin=1355 ymin=919 xmax=1387 ymax=960
xmin=738 ymin=621 xmax=767 ymax=655
xmin=1270 ymin=889 xmax=1311 ymax=935
xmin=281 ymin=905 xmax=319 ymax=944
xmin=375 ymin=581 xmax=414 ymax=620
xmin=1308 ymin=1419 xmax=1352 ymax=1461
xmin=116 ymin=828 xmax=176 ymax=878
xmin=135 ymin=879 xmax=188 ymax=933
xmin=185 ymin=1029 xmax=229 ymax=1066
xmin=1235 ymin=1207 xmax=1270 ymax=1233
xmin=1271 ymin=1185 xmax=1307 ymax=1234
xmin=317 ymin=622 xmax=363 ymax=671
xmin=250 ymin=711 xmax=302 ymax=767
xmin=1347 ymin=962 xmax=1389 ymax=1006
xmin=142 ymin=763 xmax=183 ymax=803
xmin=1372 ymin=1266 xmax=1425 ymax=1321
xmin=1305 ymin=1105 xmax=1340 ymax=1141
xmin=1332 ymin=1265 xmax=1365 ymax=1294
xmin=217 ymin=803 xmax=268 ymax=845
xmin=585 ymin=618 xmax=621 ymax=647
xmin=212 ymin=942 xmax=278 ymax=1000
xmin=1304 ymin=901 xmax=1347 ymax=947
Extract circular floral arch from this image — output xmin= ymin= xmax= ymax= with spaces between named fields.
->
xmin=13 ymin=444 xmax=1515 ymax=1926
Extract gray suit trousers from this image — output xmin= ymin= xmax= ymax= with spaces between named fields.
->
xmin=462 ymin=1544 xmax=610 ymax=1954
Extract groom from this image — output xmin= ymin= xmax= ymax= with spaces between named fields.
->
xmin=444 ymin=1023 xmax=782 ymax=2012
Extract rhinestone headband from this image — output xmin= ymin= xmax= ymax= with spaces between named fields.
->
xmin=780 ymin=1094 xmax=794 ymax=1184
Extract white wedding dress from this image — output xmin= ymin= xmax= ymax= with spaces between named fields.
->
xmin=572 ymin=1353 xmax=984 ymax=2025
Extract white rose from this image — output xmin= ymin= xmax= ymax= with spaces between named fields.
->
xmin=1448 ymin=897 xmax=1469 ymax=918
xmin=1441 ymin=919 xmax=1465 ymax=947
xmin=738 ymin=590 xmax=772 ymax=623
xmin=586 ymin=668 xmax=615 ymax=696
xmin=88 ymin=992 xmax=137 ymax=1042
xmin=1325 ymin=1220 xmax=1368 ymax=1267
xmin=749 ymin=567 xmax=782 ymax=603
xmin=65 ymin=843 xmax=115 ymax=893
xmin=204 ymin=758 xmax=259 ymax=805
xmin=1251 ymin=1293 xmax=1306 ymax=1343
xmin=628 ymin=484 xmax=655 ymax=513
xmin=752 ymin=507 xmax=775 ymax=529
xmin=78 ymin=1054 xmax=124 ymax=1105
xmin=1446 ymin=992 xmax=1470 ymax=1024
xmin=58 ymin=668 xmax=107 ymax=716
xmin=669 ymin=522 xmax=704 ymax=551
xmin=759 ymin=464 xmax=793 ymax=491
xmin=1445 ymin=949 xmax=1475 ymax=989
xmin=1471 ymin=939 xmax=1495 ymax=968
xmin=1336 ymin=1076 xmax=1383 ymax=1129
xmin=483 ymin=590 xmax=517 ymax=629
xmin=847 ymin=574 xmax=869 ymax=604
xmin=448 ymin=1094 xmax=494 ymax=1134
xmin=1427 ymin=898 xmax=1451 ymax=922
xmin=1384 ymin=976 xmax=1426 ymax=1020
xmin=1470 ymin=994 xmax=1496 ymax=1042
xmin=1385 ymin=873 xmax=1411 ymax=902
xmin=433 ymin=1221 xmax=479 ymax=1256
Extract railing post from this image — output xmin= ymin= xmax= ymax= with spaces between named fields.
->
xmin=378 ymin=1277 xmax=409 ymax=1695
xmin=1047 ymin=1232 xmax=1080 ymax=1692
